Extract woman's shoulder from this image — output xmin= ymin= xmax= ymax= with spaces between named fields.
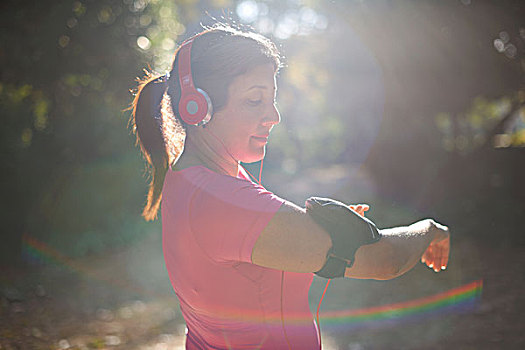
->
xmin=172 ymin=164 xmax=281 ymax=204
xmin=167 ymin=164 xmax=252 ymax=192
xmin=167 ymin=164 xmax=215 ymax=187
xmin=171 ymin=153 xmax=251 ymax=184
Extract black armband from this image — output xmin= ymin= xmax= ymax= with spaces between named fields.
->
xmin=305 ymin=197 xmax=381 ymax=279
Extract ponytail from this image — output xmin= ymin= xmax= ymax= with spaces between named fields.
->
xmin=130 ymin=73 xmax=172 ymax=221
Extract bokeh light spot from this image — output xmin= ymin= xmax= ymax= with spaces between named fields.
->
xmin=137 ymin=36 xmax=151 ymax=50
xmin=173 ymin=22 xmax=186 ymax=36
xmin=504 ymin=44 xmax=517 ymax=59
xmin=105 ymin=335 xmax=121 ymax=346
xmin=147 ymin=25 xmax=161 ymax=39
xmin=237 ymin=0 xmax=259 ymax=23
xmin=162 ymin=37 xmax=175 ymax=51
xmin=132 ymin=0 xmax=147 ymax=13
xmin=66 ymin=17 xmax=78 ymax=28
xmin=256 ymin=17 xmax=274 ymax=34
xmin=34 ymin=99 xmax=49 ymax=131
xmin=159 ymin=6 xmax=172 ymax=19
xmin=58 ymin=35 xmax=70 ymax=48
xmin=98 ymin=6 xmax=113 ymax=24
xmin=499 ymin=31 xmax=509 ymax=43
xmin=21 ymin=128 xmax=32 ymax=147
xmin=493 ymin=38 xmax=505 ymax=52
xmin=275 ymin=12 xmax=300 ymax=39
xmin=140 ymin=14 xmax=152 ymax=27
xmin=72 ymin=1 xmax=86 ymax=17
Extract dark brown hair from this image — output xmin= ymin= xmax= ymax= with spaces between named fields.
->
xmin=130 ymin=23 xmax=281 ymax=221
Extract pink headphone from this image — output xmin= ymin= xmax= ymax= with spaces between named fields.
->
xmin=177 ymin=38 xmax=213 ymax=126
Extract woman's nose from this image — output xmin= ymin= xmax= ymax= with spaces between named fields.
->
xmin=262 ymin=104 xmax=281 ymax=126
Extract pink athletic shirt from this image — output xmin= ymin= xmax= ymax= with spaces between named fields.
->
xmin=161 ymin=165 xmax=319 ymax=349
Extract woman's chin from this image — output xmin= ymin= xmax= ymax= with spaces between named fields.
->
xmin=240 ymin=147 xmax=266 ymax=164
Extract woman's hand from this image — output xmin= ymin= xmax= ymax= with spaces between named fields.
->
xmin=421 ymin=221 xmax=450 ymax=272
xmin=349 ymin=204 xmax=369 ymax=217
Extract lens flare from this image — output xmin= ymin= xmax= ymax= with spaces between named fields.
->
xmin=21 ymin=233 xmax=156 ymax=297
xmin=23 ymin=233 xmax=482 ymax=330
xmin=319 ymin=279 xmax=483 ymax=332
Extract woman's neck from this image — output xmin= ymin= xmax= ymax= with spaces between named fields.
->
xmin=176 ymin=130 xmax=239 ymax=177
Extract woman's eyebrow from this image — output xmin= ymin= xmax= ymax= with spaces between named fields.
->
xmin=246 ymin=85 xmax=277 ymax=95
xmin=246 ymin=85 xmax=268 ymax=91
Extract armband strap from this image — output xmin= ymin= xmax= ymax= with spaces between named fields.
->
xmin=305 ymin=197 xmax=381 ymax=279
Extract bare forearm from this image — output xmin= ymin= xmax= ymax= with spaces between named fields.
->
xmin=380 ymin=220 xmax=436 ymax=277
xmin=345 ymin=219 xmax=437 ymax=280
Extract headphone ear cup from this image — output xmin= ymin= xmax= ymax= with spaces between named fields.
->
xmin=178 ymin=88 xmax=213 ymax=126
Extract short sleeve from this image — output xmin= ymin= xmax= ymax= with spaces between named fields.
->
xmin=189 ymin=173 xmax=285 ymax=264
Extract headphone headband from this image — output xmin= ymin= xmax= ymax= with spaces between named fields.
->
xmin=178 ymin=39 xmax=195 ymax=90
xmin=177 ymin=38 xmax=213 ymax=126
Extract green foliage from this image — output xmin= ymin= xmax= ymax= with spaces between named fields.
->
xmin=26 ymin=155 xmax=154 ymax=257
xmin=2 ymin=0 xmax=524 ymax=263
xmin=435 ymin=96 xmax=525 ymax=153
xmin=87 ymin=338 xmax=106 ymax=349
xmin=0 ymin=0 xmax=182 ymax=261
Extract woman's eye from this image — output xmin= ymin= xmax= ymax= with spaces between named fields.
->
xmin=247 ymin=99 xmax=262 ymax=107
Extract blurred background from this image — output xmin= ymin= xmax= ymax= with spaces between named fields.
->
xmin=1 ymin=0 xmax=524 ymax=349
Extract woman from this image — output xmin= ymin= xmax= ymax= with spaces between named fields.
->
xmin=130 ymin=24 xmax=450 ymax=350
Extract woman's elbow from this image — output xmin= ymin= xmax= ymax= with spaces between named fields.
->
xmin=369 ymin=261 xmax=402 ymax=280
xmin=297 ymin=234 xmax=332 ymax=273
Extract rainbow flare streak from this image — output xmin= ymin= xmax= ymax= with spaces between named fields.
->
xmin=319 ymin=279 xmax=483 ymax=331
xmin=22 ymin=234 xmax=482 ymax=328
xmin=21 ymin=233 xmax=156 ymax=297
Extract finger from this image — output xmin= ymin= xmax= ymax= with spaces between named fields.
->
xmin=424 ymin=245 xmax=434 ymax=269
xmin=428 ymin=246 xmax=437 ymax=271
xmin=428 ymin=256 xmax=435 ymax=270
xmin=421 ymin=247 xmax=428 ymax=265
xmin=434 ymin=243 xmax=442 ymax=272
xmin=434 ymin=239 xmax=444 ymax=271
xmin=440 ymin=240 xmax=448 ymax=270
xmin=441 ymin=238 xmax=450 ymax=270
xmin=421 ymin=246 xmax=430 ymax=264
xmin=429 ymin=242 xmax=439 ymax=272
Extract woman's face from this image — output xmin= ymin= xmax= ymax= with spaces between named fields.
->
xmin=208 ymin=63 xmax=280 ymax=164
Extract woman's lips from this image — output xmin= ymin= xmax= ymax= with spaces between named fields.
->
xmin=251 ymin=135 xmax=269 ymax=143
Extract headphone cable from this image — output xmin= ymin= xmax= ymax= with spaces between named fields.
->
xmin=202 ymin=130 xmax=331 ymax=350
xmin=316 ymin=279 xmax=332 ymax=350
xmin=241 ymin=156 xmax=331 ymax=350
xmin=241 ymin=160 xmax=293 ymax=350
